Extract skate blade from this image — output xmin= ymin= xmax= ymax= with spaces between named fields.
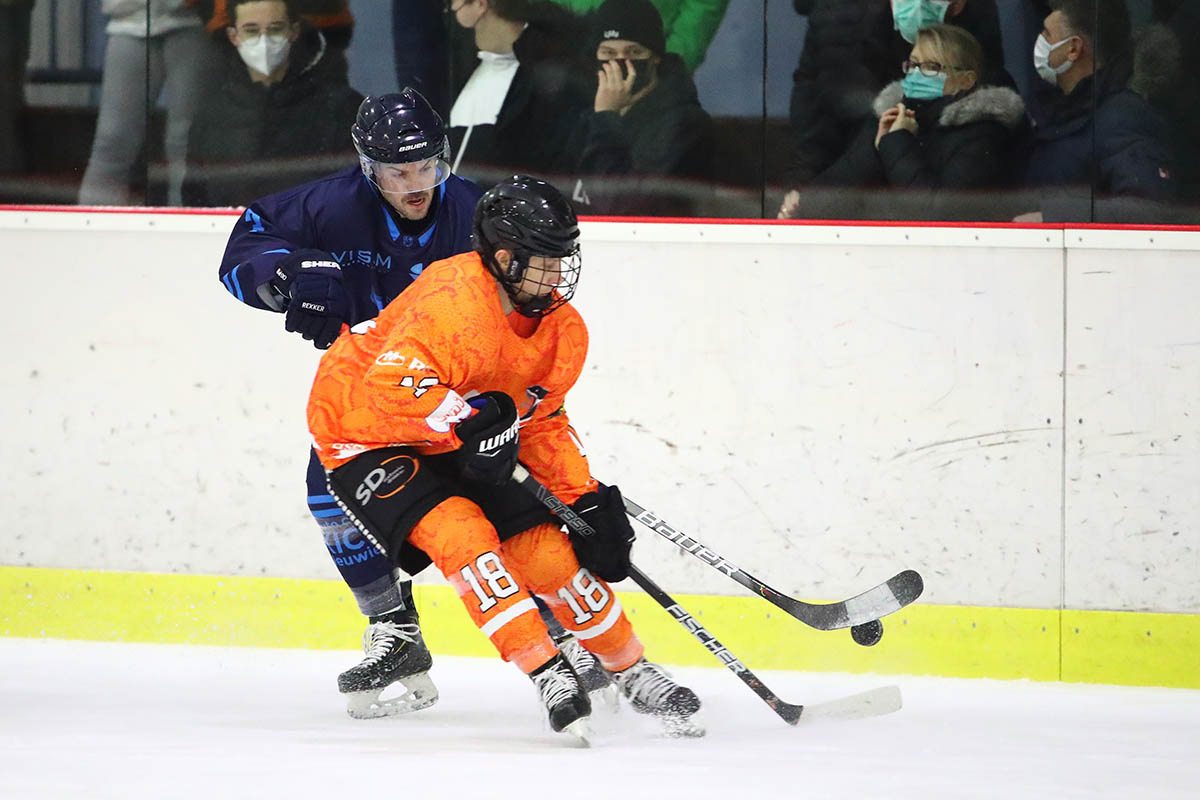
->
xmin=588 ymin=684 xmax=621 ymax=713
xmin=660 ymin=713 xmax=705 ymax=739
xmin=344 ymin=672 xmax=439 ymax=720
xmin=561 ymin=717 xmax=592 ymax=747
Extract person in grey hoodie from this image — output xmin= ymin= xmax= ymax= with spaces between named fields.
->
xmin=78 ymin=0 xmax=213 ymax=206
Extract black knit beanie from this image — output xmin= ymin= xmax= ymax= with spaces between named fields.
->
xmin=591 ymin=0 xmax=666 ymax=56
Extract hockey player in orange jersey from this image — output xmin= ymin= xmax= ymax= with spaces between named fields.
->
xmin=306 ymin=175 xmax=701 ymax=740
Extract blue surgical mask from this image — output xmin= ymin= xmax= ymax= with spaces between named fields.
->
xmin=901 ymin=69 xmax=947 ymax=100
xmin=892 ymin=0 xmax=951 ymax=44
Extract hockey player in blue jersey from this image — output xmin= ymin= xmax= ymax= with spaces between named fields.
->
xmin=217 ymin=87 xmax=612 ymax=719
xmin=218 ymin=88 xmax=480 ymax=718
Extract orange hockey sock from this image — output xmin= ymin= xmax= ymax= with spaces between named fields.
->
xmin=503 ymin=521 xmax=645 ymax=672
xmin=409 ymin=497 xmax=555 ymax=673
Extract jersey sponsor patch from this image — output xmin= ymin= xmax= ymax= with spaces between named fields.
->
xmin=375 ymin=350 xmax=406 ymax=367
xmin=354 ymin=455 xmax=420 ymax=506
xmin=425 ymin=389 xmax=471 ymax=433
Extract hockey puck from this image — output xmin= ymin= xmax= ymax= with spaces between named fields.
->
xmin=851 ymin=619 xmax=883 ymax=647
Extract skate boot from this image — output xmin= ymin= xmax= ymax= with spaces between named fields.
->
xmin=338 ymin=609 xmax=438 ymax=719
xmin=612 ymin=658 xmax=704 ymax=737
xmin=554 ymin=632 xmax=618 ymax=709
xmin=530 ymin=653 xmax=592 ymax=744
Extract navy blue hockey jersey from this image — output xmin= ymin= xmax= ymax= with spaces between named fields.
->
xmin=218 ymin=166 xmax=483 ymax=325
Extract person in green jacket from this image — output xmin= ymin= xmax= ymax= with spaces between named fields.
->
xmin=546 ymin=0 xmax=729 ymax=70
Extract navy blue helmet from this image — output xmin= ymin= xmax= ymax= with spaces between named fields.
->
xmin=351 ymin=88 xmax=451 ymax=194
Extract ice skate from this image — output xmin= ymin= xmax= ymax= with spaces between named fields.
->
xmin=530 ymin=653 xmax=592 ymax=745
xmin=555 ymin=633 xmax=619 ymax=710
xmin=338 ymin=610 xmax=438 ymax=719
xmin=613 ymin=658 xmax=704 ymax=738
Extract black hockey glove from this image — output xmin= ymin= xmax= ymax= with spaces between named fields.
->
xmin=261 ymin=249 xmax=349 ymax=349
xmin=453 ymin=391 xmax=520 ymax=485
xmin=568 ymin=484 xmax=635 ymax=583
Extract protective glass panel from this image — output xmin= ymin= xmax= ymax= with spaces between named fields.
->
xmin=2 ymin=0 xmax=1197 ymax=225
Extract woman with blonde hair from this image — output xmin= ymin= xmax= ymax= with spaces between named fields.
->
xmin=779 ymin=23 xmax=1025 ymax=217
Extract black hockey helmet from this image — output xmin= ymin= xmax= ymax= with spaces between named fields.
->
xmin=351 ymin=88 xmax=451 ymax=194
xmin=473 ymin=176 xmax=581 ymax=317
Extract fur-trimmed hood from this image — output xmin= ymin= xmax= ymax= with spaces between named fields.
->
xmin=872 ymin=82 xmax=1026 ymax=129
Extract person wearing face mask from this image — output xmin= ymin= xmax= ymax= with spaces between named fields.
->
xmin=77 ymin=0 xmax=214 ymax=206
xmin=566 ymin=0 xmax=713 ymax=214
xmin=779 ymin=23 xmax=1023 ymax=218
xmin=206 ymin=0 xmax=355 ymax=79
xmin=782 ymin=0 xmax=1009 ymax=188
xmin=874 ymin=0 xmax=1012 ymax=91
xmin=446 ymin=0 xmax=593 ymax=182
xmin=181 ymin=0 xmax=363 ymax=206
xmin=1015 ymin=0 xmax=1176 ymax=222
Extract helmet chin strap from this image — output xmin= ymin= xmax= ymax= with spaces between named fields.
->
xmin=488 ymin=249 xmax=553 ymax=317
xmin=512 ymin=290 xmax=554 ymax=318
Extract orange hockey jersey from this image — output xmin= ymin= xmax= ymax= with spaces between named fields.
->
xmin=307 ymin=251 xmax=596 ymax=502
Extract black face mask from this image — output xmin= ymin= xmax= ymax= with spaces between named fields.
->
xmin=596 ymin=58 xmax=655 ymax=95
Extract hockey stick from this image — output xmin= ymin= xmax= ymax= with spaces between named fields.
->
xmin=511 ymin=465 xmax=903 ymax=726
xmin=621 ymin=495 xmax=924 ymax=631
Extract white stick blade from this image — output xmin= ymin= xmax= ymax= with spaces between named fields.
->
xmin=799 ymin=685 xmax=903 ymax=723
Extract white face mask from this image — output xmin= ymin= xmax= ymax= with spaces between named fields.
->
xmin=237 ymin=33 xmax=292 ymax=77
xmin=1033 ymin=33 xmax=1074 ymax=85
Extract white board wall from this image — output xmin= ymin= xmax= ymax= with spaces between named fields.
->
xmin=1 ymin=212 xmax=1194 ymax=614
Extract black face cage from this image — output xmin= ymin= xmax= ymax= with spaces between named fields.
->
xmin=503 ymin=246 xmax=582 ymax=318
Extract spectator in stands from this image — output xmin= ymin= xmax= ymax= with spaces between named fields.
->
xmin=182 ymin=0 xmax=362 ymax=206
xmin=567 ymin=0 xmax=713 ymax=214
xmin=545 ymin=0 xmax=730 ymax=71
xmin=785 ymin=0 xmax=1009 ymax=185
xmin=206 ymin=0 xmax=353 ymax=74
xmin=0 ymin=0 xmax=34 ymax=175
xmin=446 ymin=0 xmax=592 ymax=181
xmin=78 ymin=0 xmax=212 ymax=206
xmin=1015 ymin=0 xmax=1175 ymax=222
xmin=778 ymin=23 xmax=1023 ymax=217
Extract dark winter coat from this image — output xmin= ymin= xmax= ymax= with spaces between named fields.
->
xmin=1022 ymin=64 xmax=1175 ymax=211
xmin=575 ymin=54 xmax=711 ymax=178
xmin=786 ymin=0 xmax=887 ymax=183
xmin=447 ymin=12 xmax=593 ymax=183
xmin=183 ymin=27 xmax=363 ymax=207
xmin=567 ymin=53 xmax=713 ymax=215
xmin=815 ymin=81 xmax=1026 ymax=190
xmin=785 ymin=0 xmax=1011 ymax=183
xmin=1150 ymin=7 xmax=1198 ymax=202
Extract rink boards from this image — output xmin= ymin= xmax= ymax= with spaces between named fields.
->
xmin=0 ymin=209 xmax=1196 ymax=688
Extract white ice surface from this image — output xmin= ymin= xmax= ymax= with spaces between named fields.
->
xmin=2 ymin=638 xmax=1198 ymax=800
